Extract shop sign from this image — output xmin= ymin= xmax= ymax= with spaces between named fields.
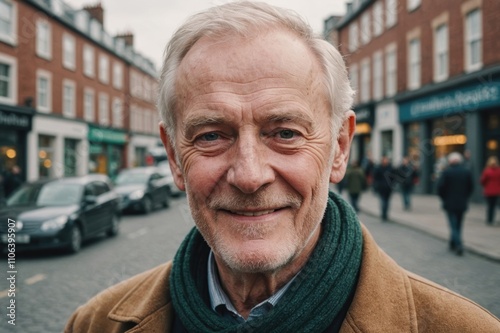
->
xmin=399 ymin=82 xmax=500 ymax=122
xmin=355 ymin=107 xmax=374 ymax=125
xmin=0 ymin=110 xmax=31 ymax=130
xmin=88 ymin=126 xmax=127 ymax=144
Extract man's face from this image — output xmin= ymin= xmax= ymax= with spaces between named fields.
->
xmin=162 ymin=30 xmax=346 ymax=273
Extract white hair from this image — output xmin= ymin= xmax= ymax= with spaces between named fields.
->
xmin=448 ymin=152 xmax=463 ymax=164
xmin=158 ymin=1 xmax=354 ymax=149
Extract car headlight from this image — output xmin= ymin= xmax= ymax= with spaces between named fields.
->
xmin=128 ymin=190 xmax=145 ymax=200
xmin=41 ymin=216 xmax=68 ymax=231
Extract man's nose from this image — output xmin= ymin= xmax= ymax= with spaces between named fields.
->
xmin=226 ymin=134 xmax=275 ymax=194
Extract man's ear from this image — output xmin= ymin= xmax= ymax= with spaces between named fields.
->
xmin=330 ymin=111 xmax=356 ymax=183
xmin=159 ymin=122 xmax=186 ymax=191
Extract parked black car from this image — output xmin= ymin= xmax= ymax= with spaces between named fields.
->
xmin=114 ymin=167 xmax=170 ymax=214
xmin=0 ymin=174 xmax=121 ymax=254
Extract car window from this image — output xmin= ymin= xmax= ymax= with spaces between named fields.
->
xmin=84 ymin=184 xmax=96 ymax=197
xmin=93 ymin=181 xmax=110 ymax=196
xmin=37 ymin=183 xmax=83 ymax=206
xmin=115 ymin=172 xmax=150 ymax=185
xmin=6 ymin=183 xmax=44 ymax=206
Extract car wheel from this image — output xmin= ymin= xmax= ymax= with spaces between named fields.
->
xmin=142 ymin=196 xmax=152 ymax=214
xmin=68 ymin=225 xmax=82 ymax=254
xmin=106 ymin=215 xmax=120 ymax=237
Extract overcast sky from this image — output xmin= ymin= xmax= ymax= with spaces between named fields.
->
xmin=63 ymin=0 xmax=348 ymax=68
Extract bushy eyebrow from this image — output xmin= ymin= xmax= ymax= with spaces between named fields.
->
xmin=262 ymin=109 xmax=314 ymax=128
xmin=183 ymin=113 xmax=227 ymax=138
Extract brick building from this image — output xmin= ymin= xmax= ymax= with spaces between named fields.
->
xmin=332 ymin=0 xmax=500 ymax=197
xmin=0 ymin=0 xmax=159 ymax=184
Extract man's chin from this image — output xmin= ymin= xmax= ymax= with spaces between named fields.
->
xmin=216 ymin=245 xmax=295 ymax=273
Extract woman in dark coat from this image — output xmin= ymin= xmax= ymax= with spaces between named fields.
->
xmin=373 ymin=156 xmax=396 ymax=221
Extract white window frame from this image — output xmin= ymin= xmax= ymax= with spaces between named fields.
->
xmin=0 ymin=0 xmax=17 ymax=46
xmin=62 ymin=79 xmax=76 ymax=118
xmin=62 ymin=33 xmax=76 ymax=71
xmin=385 ymin=44 xmax=397 ymax=97
xmin=408 ymin=38 xmax=421 ymax=90
xmin=83 ymin=44 xmax=95 ymax=78
xmin=36 ymin=69 xmax=52 ymax=113
xmin=373 ymin=2 xmax=384 ymax=37
xmin=349 ymin=64 xmax=359 ymax=105
xmin=112 ymin=97 xmax=123 ymax=128
xmin=373 ymin=51 xmax=383 ymax=101
xmin=36 ymin=19 xmax=52 ymax=60
xmin=360 ymin=59 xmax=371 ymax=103
xmin=386 ymin=0 xmax=398 ymax=28
xmin=349 ymin=22 xmax=359 ymax=52
xmin=0 ymin=52 xmax=17 ymax=105
xmin=83 ymin=87 xmax=95 ymax=122
xmin=464 ymin=8 xmax=482 ymax=72
xmin=361 ymin=12 xmax=371 ymax=45
xmin=99 ymin=93 xmax=109 ymax=126
xmin=434 ymin=23 xmax=449 ymax=82
xmin=98 ymin=54 xmax=109 ymax=84
xmin=407 ymin=0 xmax=421 ymax=12
xmin=112 ymin=62 xmax=123 ymax=90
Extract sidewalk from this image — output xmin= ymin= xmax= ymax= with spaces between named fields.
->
xmin=351 ymin=189 xmax=500 ymax=261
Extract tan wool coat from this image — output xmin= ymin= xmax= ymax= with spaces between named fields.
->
xmin=65 ymin=225 xmax=500 ymax=333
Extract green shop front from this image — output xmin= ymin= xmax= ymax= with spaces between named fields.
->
xmin=397 ymin=71 xmax=500 ymax=198
xmin=88 ymin=126 xmax=128 ymax=179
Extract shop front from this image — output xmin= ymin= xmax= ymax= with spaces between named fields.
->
xmin=352 ymin=105 xmax=374 ymax=164
xmin=88 ymin=126 xmax=127 ymax=179
xmin=0 ymin=105 xmax=34 ymax=191
xmin=398 ymin=76 xmax=500 ymax=197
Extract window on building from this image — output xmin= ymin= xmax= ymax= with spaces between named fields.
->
xmin=349 ymin=22 xmax=359 ymax=52
xmin=84 ymin=88 xmax=94 ymax=122
xmin=386 ymin=0 xmax=398 ymax=28
xmin=407 ymin=0 xmax=421 ymax=11
xmin=0 ymin=53 xmax=16 ymax=104
xmin=373 ymin=51 xmax=383 ymax=101
xmin=361 ymin=12 xmax=371 ymax=45
xmin=62 ymin=80 xmax=76 ymax=118
xmin=373 ymin=2 xmax=384 ymax=37
xmin=64 ymin=138 xmax=78 ymax=176
xmin=99 ymin=54 xmax=109 ymax=84
xmin=434 ymin=24 xmax=449 ymax=82
xmin=99 ymin=93 xmax=109 ymax=126
xmin=360 ymin=59 xmax=371 ymax=103
xmin=36 ymin=19 xmax=51 ymax=60
xmin=112 ymin=98 xmax=123 ymax=128
xmin=37 ymin=70 xmax=51 ymax=112
xmin=113 ymin=62 xmax=123 ymax=89
xmin=349 ymin=64 xmax=359 ymax=105
xmin=465 ymin=9 xmax=482 ymax=72
xmin=408 ymin=38 xmax=421 ymax=90
xmin=385 ymin=47 xmax=397 ymax=97
xmin=38 ymin=135 xmax=55 ymax=178
xmin=62 ymin=33 xmax=76 ymax=70
xmin=83 ymin=45 xmax=95 ymax=78
xmin=0 ymin=0 xmax=16 ymax=45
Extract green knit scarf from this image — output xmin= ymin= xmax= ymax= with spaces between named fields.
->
xmin=170 ymin=191 xmax=363 ymax=333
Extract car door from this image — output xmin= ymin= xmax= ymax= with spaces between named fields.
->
xmin=149 ymin=173 xmax=165 ymax=206
xmin=81 ymin=183 xmax=102 ymax=235
xmin=92 ymin=181 xmax=115 ymax=233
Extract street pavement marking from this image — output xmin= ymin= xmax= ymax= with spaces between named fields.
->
xmin=25 ymin=274 xmax=46 ymax=285
xmin=127 ymin=228 xmax=149 ymax=239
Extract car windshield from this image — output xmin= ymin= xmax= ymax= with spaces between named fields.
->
xmin=115 ymin=172 xmax=150 ymax=185
xmin=7 ymin=183 xmax=83 ymax=207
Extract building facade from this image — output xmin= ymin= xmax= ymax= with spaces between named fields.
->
xmin=333 ymin=0 xmax=500 ymax=198
xmin=0 ymin=0 xmax=159 ymax=185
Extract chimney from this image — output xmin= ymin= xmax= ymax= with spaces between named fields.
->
xmin=84 ymin=3 xmax=104 ymax=26
xmin=116 ymin=32 xmax=134 ymax=47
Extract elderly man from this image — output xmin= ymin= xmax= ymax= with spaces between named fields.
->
xmin=65 ymin=2 xmax=499 ymax=332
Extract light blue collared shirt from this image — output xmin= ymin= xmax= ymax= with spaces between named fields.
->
xmin=207 ymin=251 xmax=296 ymax=323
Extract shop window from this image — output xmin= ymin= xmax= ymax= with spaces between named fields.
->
xmin=0 ymin=129 xmax=18 ymax=176
xmin=432 ymin=117 xmax=466 ymax=180
xmin=38 ymin=135 xmax=55 ymax=178
xmin=64 ymin=138 xmax=78 ymax=177
xmin=135 ymin=147 xmax=147 ymax=167
xmin=406 ymin=123 xmax=421 ymax=167
xmin=381 ymin=130 xmax=393 ymax=159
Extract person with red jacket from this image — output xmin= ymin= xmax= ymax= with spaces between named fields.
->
xmin=480 ymin=156 xmax=500 ymax=225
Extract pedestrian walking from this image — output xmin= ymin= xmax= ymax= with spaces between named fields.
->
xmin=437 ymin=152 xmax=474 ymax=256
xmin=480 ymin=156 xmax=500 ymax=225
xmin=345 ymin=160 xmax=366 ymax=212
xmin=336 ymin=176 xmax=347 ymax=195
xmin=361 ymin=155 xmax=375 ymax=188
xmin=3 ymin=165 xmax=22 ymax=198
xmin=396 ymin=157 xmax=419 ymax=210
xmin=373 ymin=156 xmax=396 ymax=221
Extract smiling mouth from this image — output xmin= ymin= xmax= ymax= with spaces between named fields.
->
xmin=229 ymin=209 xmax=276 ymax=217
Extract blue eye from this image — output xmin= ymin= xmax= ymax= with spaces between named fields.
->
xmin=279 ymin=130 xmax=295 ymax=139
xmin=201 ymin=133 xmax=219 ymax=141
